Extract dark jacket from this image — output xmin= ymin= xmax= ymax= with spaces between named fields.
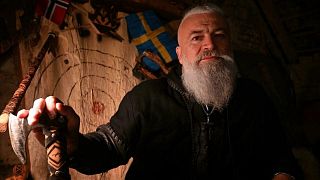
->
xmin=70 ymin=65 xmax=301 ymax=180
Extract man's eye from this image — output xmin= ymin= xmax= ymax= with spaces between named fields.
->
xmin=214 ymin=33 xmax=226 ymax=39
xmin=191 ymin=36 xmax=202 ymax=41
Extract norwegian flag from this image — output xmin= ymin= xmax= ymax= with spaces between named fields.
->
xmin=35 ymin=0 xmax=72 ymax=25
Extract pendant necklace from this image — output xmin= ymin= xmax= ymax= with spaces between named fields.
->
xmin=202 ymin=104 xmax=214 ymax=125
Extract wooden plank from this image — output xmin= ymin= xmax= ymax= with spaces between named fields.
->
xmin=19 ymin=10 xmax=138 ymax=179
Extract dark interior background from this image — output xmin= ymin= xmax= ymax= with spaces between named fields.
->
xmin=0 ymin=0 xmax=319 ymax=179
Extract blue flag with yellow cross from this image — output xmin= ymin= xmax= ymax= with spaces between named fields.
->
xmin=126 ymin=10 xmax=178 ymax=72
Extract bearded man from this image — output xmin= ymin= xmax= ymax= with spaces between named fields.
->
xmin=18 ymin=3 xmax=302 ymax=180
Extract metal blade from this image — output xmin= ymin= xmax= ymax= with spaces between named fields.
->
xmin=8 ymin=113 xmax=32 ymax=164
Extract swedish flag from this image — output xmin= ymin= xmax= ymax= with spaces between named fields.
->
xmin=126 ymin=10 xmax=177 ymax=72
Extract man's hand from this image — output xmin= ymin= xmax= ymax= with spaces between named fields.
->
xmin=17 ymin=96 xmax=80 ymax=155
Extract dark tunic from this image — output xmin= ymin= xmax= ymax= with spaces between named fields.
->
xmin=70 ymin=65 xmax=302 ymax=180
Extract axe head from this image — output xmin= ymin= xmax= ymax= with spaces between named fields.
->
xmin=8 ymin=113 xmax=33 ymax=164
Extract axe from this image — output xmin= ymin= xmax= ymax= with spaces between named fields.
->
xmin=0 ymin=32 xmax=71 ymax=179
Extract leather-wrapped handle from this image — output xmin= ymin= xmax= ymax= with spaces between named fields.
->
xmin=42 ymin=115 xmax=70 ymax=180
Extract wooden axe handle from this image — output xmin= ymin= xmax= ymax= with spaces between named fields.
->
xmin=0 ymin=32 xmax=57 ymax=133
xmin=137 ymin=64 xmax=158 ymax=79
xmin=142 ymin=50 xmax=170 ymax=75
xmin=134 ymin=54 xmax=158 ymax=80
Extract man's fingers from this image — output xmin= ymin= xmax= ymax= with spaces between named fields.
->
xmin=27 ymin=108 xmax=42 ymax=125
xmin=56 ymin=103 xmax=69 ymax=116
xmin=45 ymin=96 xmax=59 ymax=119
xmin=56 ymin=102 xmax=80 ymax=155
xmin=26 ymin=98 xmax=45 ymax=125
xmin=56 ymin=103 xmax=79 ymax=123
xmin=56 ymin=102 xmax=80 ymax=132
xmin=33 ymin=98 xmax=46 ymax=113
xmin=17 ymin=109 xmax=29 ymax=119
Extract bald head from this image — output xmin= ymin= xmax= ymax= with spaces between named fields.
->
xmin=177 ymin=4 xmax=228 ymax=44
xmin=181 ymin=4 xmax=225 ymax=24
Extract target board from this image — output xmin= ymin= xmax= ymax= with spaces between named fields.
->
xmin=21 ymin=14 xmax=138 ymax=180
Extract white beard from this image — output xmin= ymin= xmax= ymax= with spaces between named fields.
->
xmin=181 ymin=54 xmax=238 ymax=111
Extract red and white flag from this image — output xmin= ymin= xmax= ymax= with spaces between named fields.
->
xmin=35 ymin=0 xmax=71 ymax=25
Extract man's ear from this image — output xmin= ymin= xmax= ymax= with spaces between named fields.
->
xmin=176 ymin=46 xmax=183 ymax=64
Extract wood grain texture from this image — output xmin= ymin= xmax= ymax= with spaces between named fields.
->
xmin=21 ymin=10 xmax=138 ymax=180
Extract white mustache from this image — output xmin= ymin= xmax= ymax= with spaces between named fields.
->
xmin=202 ymin=50 xmax=219 ymax=57
xmin=196 ymin=50 xmax=233 ymax=63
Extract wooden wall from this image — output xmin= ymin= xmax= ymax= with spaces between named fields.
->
xmin=18 ymin=10 xmax=139 ymax=179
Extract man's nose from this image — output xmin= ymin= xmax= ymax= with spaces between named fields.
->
xmin=203 ymin=36 xmax=215 ymax=50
